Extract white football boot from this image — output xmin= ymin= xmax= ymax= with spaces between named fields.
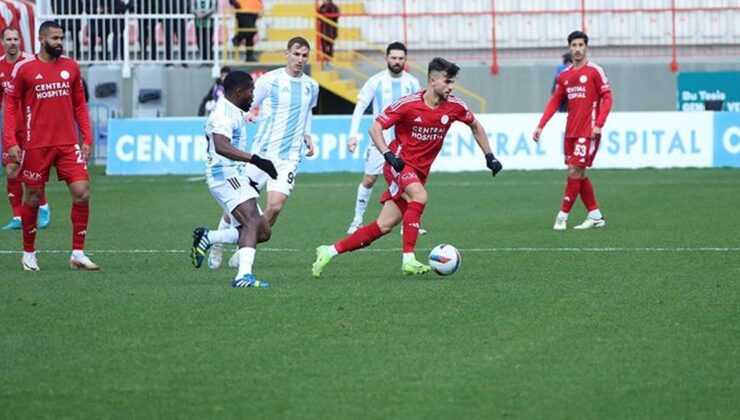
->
xmin=553 ymin=216 xmax=567 ymax=231
xmin=228 ymin=251 xmax=239 ymax=269
xmin=208 ymin=243 xmax=224 ymax=269
xmin=573 ymin=217 xmax=606 ymax=230
xmin=69 ymin=252 xmax=101 ymax=271
xmin=22 ymin=252 xmax=40 ymax=271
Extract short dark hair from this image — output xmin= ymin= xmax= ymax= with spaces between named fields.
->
xmin=567 ymin=30 xmax=588 ymax=45
xmin=39 ymin=21 xmax=63 ymax=36
xmin=562 ymin=53 xmax=573 ymax=64
xmin=386 ymin=42 xmax=407 ymax=56
xmin=1 ymin=27 xmax=19 ymax=39
xmin=287 ymin=36 xmax=310 ymax=51
xmin=220 ymin=66 xmax=232 ymax=74
xmin=427 ymin=57 xmax=460 ymax=79
xmin=223 ymin=71 xmax=254 ymax=95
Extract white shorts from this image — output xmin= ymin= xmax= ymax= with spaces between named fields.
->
xmin=208 ymin=175 xmax=260 ymax=227
xmin=364 ymin=144 xmax=385 ymax=176
xmin=244 ymin=158 xmax=299 ymax=197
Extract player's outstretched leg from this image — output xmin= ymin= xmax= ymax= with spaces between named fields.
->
xmin=191 ymin=227 xmax=211 ymax=268
xmin=311 ymin=245 xmax=335 ymax=277
xmin=208 ymin=214 xmax=231 ymax=269
xmin=401 ymin=201 xmax=430 ymax=275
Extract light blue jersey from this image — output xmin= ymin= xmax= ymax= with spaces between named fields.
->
xmin=349 ymin=70 xmax=420 ymax=139
xmin=204 ymin=96 xmax=249 ymax=183
xmin=249 ymin=68 xmax=319 ymax=162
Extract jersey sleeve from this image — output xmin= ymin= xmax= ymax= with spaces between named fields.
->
xmin=452 ymin=98 xmax=475 ymax=125
xmin=248 ymin=73 xmax=271 ymax=113
xmin=310 ymin=80 xmax=319 ymax=108
xmin=349 ymin=76 xmax=377 ymax=138
xmin=594 ymin=65 xmax=611 ymax=94
xmin=376 ymin=96 xmax=411 ymax=129
xmin=2 ymin=69 xmax=22 ymax=148
xmin=71 ymin=64 xmax=92 ymax=146
xmin=210 ymin=110 xmax=234 ymax=139
xmin=537 ymin=74 xmax=566 ymax=129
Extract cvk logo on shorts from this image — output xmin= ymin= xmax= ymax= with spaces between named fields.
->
xmin=23 ymin=170 xmax=43 ymax=182
xmin=400 ymin=172 xmax=416 ymax=181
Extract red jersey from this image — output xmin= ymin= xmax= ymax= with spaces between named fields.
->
xmin=0 ymin=52 xmax=29 ymax=148
xmin=538 ymin=61 xmax=613 ymax=138
xmin=377 ymin=91 xmax=474 ymax=175
xmin=3 ymin=55 xmax=91 ymax=150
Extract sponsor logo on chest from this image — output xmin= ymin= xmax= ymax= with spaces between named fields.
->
xmin=33 ymin=70 xmax=72 ymax=99
xmin=566 ymin=73 xmax=588 ymax=100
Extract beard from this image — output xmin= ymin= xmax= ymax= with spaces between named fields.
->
xmin=388 ymin=63 xmax=403 ymax=75
xmin=43 ymin=42 xmax=63 ymax=58
xmin=237 ymin=98 xmax=252 ymax=111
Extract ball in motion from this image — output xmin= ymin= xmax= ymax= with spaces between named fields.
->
xmin=428 ymin=244 xmax=461 ymax=276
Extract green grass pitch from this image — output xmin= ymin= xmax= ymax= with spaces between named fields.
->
xmin=1 ymin=167 xmax=739 ymax=418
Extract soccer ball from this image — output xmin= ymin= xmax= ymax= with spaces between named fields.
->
xmin=428 ymin=244 xmax=461 ymax=276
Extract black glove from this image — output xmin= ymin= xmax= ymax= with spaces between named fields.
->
xmin=485 ymin=153 xmax=503 ymax=177
xmin=250 ymin=154 xmax=278 ymax=180
xmin=383 ymin=151 xmax=405 ymax=172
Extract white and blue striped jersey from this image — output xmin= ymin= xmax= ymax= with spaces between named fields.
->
xmin=249 ymin=68 xmax=319 ymax=162
xmin=204 ymin=96 xmax=249 ymax=183
xmin=349 ymin=70 xmax=420 ymax=139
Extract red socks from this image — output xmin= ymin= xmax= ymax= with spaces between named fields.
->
xmin=402 ymin=201 xmax=425 ymax=253
xmin=580 ymin=177 xmax=599 ymax=212
xmin=39 ymin=192 xmax=47 ymax=207
xmin=21 ymin=203 xmax=38 ymax=252
xmin=6 ymin=177 xmax=22 ymax=217
xmin=335 ymin=221 xmax=384 ymax=253
xmin=71 ymin=202 xmax=89 ymax=250
xmin=560 ymin=177 xmax=581 ymax=213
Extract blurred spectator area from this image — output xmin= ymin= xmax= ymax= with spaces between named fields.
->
xmin=31 ymin=0 xmax=739 ymax=67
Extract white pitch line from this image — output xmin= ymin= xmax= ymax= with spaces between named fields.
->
xmin=1 ymin=247 xmax=739 ymax=255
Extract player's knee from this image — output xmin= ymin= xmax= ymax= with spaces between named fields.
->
xmin=257 ymin=224 xmax=272 ymax=243
xmin=72 ymin=190 xmax=90 ymax=204
xmin=25 ymin=190 xmax=43 ymax=207
xmin=362 ymin=175 xmax=377 ymax=188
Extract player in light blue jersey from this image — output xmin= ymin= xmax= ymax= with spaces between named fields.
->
xmin=244 ymin=36 xmax=319 ymax=228
xmin=345 ymin=42 xmax=421 ymax=234
xmin=190 ymin=71 xmax=278 ymax=288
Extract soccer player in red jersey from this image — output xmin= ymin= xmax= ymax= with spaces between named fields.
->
xmin=533 ymin=30 xmax=613 ymax=230
xmin=3 ymin=21 xmax=99 ymax=271
xmin=312 ymin=57 xmax=503 ymax=277
xmin=1 ymin=27 xmax=52 ymax=231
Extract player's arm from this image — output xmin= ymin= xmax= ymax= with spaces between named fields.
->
xmin=369 ymin=120 xmax=404 ymax=172
xmin=3 ymin=76 xmax=21 ymax=161
xmin=303 ymin=83 xmax=319 ymax=157
xmin=72 ymin=67 xmax=94 ymax=160
xmin=348 ymin=79 xmax=375 ymax=152
xmin=533 ymin=76 xmax=566 ymax=142
xmin=212 ymin=132 xmax=277 ymax=179
xmin=246 ymin=76 xmax=270 ymax=122
xmin=593 ymin=90 xmax=613 ymax=139
xmin=468 ymin=118 xmax=502 ymax=177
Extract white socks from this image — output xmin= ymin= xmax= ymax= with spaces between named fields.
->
xmin=353 ymin=184 xmax=373 ymax=225
xmin=217 ymin=216 xmax=231 ymax=230
xmin=236 ymin=247 xmax=256 ymax=279
xmin=328 ymin=245 xmax=339 ymax=256
xmin=557 ymin=211 xmax=569 ymax=220
xmin=208 ymin=227 xmax=239 ymax=245
xmin=588 ymin=209 xmax=603 ymax=219
xmin=402 ymin=252 xmax=415 ymax=263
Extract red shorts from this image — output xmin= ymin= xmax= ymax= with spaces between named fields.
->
xmin=564 ymin=136 xmax=600 ymax=168
xmin=20 ymin=145 xmax=89 ymax=187
xmin=379 ymin=162 xmax=428 ymax=211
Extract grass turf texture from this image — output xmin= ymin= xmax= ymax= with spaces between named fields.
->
xmin=1 ymin=167 xmax=739 ymax=418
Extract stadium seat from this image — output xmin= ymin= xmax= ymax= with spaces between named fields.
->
xmin=457 ymin=16 xmax=484 ymax=44
xmin=583 ymin=13 xmax=606 ymax=42
xmin=405 ymin=17 xmax=425 ymax=46
xmin=494 ymin=0 xmax=520 ymax=13
xmin=549 ymin=0 xmax=580 ymax=11
xmin=404 ymin=0 xmax=425 ymax=14
xmin=488 ymin=16 xmax=511 ymax=46
xmin=640 ymin=12 xmax=671 ymax=44
xmin=515 ymin=15 xmax=541 ymax=42
xmin=734 ymin=11 xmax=740 ymax=41
xmin=607 ymin=13 xmax=637 ymax=43
xmin=363 ymin=0 xmax=401 ymax=15
xmin=611 ymin=0 xmax=642 ymax=9
xmin=546 ymin=14 xmax=579 ymax=42
xmin=364 ymin=17 xmax=403 ymax=45
xmin=431 ymin=0 xmax=454 ymax=13
xmin=701 ymin=12 xmax=727 ymax=41
xmin=427 ymin=17 xmax=452 ymax=44
xmin=518 ymin=0 xmax=546 ymax=12
xmin=463 ymin=0 xmax=488 ymax=13
xmin=674 ymin=12 xmax=697 ymax=42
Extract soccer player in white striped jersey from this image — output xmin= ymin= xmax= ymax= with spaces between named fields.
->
xmin=244 ymin=36 xmax=319 ymax=226
xmin=207 ymin=37 xmax=319 ymax=270
xmin=346 ymin=42 xmax=421 ymax=234
xmin=191 ymin=71 xmax=278 ymax=288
